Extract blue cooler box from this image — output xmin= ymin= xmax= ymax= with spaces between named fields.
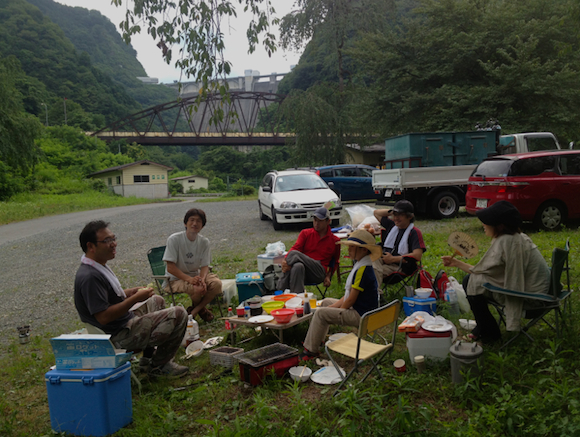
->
xmin=236 ymin=272 xmax=264 ymax=303
xmin=403 ymin=297 xmax=437 ymax=316
xmin=45 ymin=362 xmax=132 ymax=436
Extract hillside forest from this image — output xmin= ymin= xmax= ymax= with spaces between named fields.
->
xmin=1 ymin=0 xmax=580 ymax=201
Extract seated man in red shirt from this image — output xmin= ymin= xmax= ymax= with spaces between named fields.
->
xmin=277 ymin=207 xmax=340 ymax=294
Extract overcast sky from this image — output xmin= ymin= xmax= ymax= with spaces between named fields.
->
xmin=54 ymin=1 xmax=302 ymax=84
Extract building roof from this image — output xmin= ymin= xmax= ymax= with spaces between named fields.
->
xmin=346 ymin=143 xmax=384 ymax=153
xmin=171 ymin=175 xmax=209 ymax=181
xmin=88 ymin=160 xmax=173 ymax=177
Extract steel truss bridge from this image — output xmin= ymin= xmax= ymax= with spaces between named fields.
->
xmin=92 ymin=91 xmax=291 ymax=146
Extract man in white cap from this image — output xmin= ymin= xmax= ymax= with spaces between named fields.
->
xmin=277 ymin=207 xmax=340 ymax=294
xmin=372 ymin=200 xmax=426 ymax=287
xmin=300 ymin=229 xmax=381 ymax=360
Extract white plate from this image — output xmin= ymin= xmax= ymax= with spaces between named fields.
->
xmin=310 ymin=366 xmax=346 ymax=385
xmin=327 ymin=333 xmax=349 ymax=343
xmin=248 ymin=315 xmax=274 ymax=324
xmin=422 ymin=320 xmax=454 ymax=333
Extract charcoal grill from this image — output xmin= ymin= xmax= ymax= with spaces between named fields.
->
xmin=236 ymin=343 xmax=299 ymax=386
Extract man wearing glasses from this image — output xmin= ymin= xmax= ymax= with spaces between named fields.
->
xmin=74 ymin=220 xmax=189 ymax=378
xmin=372 ymin=200 xmax=426 ymax=287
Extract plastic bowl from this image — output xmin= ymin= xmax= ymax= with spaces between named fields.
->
xmin=285 ymin=297 xmax=303 ymax=309
xmin=414 ymin=288 xmax=433 ymax=299
xmin=289 ymin=366 xmax=312 ymax=382
xmin=273 ymin=293 xmax=297 ymax=302
xmin=185 ymin=340 xmax=204 ymax=358
xmin=262 ymin=301 xmax=285 ymax=314
xmin=271 ymin=308 xmax=295 ymax=324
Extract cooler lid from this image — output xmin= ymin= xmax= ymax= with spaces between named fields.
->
xmin=45 ymin=361 xmax=131 ymax=381
xmin=403 ymin=297 xmax=436 ymax=304
xmin=236 ymin=272 xmax=263 ymax=283
xmin=407 ymin=327 xmax=452 ymax=338
xmin=449 ymin=341 xmax=484 ymax=358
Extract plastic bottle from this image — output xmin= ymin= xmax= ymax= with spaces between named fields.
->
xmin=303 ymin=300 xmax=311 ymax=315
xmin=185 ymin=315 xmax=199 ymax=346
xmin=244 ymin=306 xmax=251 ymax=318
xmin=225 ymin=307 xmax=234 ymax=330
xmin=444 ymin=282 xmax=460 ymax=315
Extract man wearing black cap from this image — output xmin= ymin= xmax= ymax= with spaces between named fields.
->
xmin=277 ymin=207 xmax=340 ymax=294
xmin=372 ymin=200 xmax=426 ymax=286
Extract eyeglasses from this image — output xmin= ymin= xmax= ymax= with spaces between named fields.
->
xmin=96 ymin=237 xmax=117 ymax=244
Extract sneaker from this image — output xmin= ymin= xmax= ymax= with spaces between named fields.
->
xmin=148 ymin=360 xmax=189 ymax=378
xmin=299 ymin=348 xmax=320 ymax=361
xmin=139 ymin=356 xmax=152 ymax=373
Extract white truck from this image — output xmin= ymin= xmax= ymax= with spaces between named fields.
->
xmin=372 ymin=131 xmax=561 ymax=219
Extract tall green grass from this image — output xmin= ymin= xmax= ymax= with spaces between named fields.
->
xmin=0 ymin=191 xmax=172 ymax=225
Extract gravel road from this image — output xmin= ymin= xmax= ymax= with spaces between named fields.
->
xmin=0 ymin=199 xmax=301 ymax=352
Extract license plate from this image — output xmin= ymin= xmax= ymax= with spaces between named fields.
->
xmin=384 ymin=189 xmax=393 ymax=198
xmin=476 ymin=199 xmax=488 ymax=208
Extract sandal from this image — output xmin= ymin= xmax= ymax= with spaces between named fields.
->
xmin=299 ymin=348 xmax=320 ymax=361
xmin=198 ymin=307 xmax=214 ymax=323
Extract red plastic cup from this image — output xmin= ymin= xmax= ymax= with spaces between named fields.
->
xmin=394 ymin=359 xmax=406 ymax=373
xmin=236 ymin=307 xmax=245 ymax=318
xmin=295 ymin=307 xmax=304 ymax=318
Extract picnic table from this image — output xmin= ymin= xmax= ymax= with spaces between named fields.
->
xmin=227 ymin=312 xmax=314 ymax=344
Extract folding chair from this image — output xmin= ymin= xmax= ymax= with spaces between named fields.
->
xmin=484 ymin=240 xmax=572 ymax=348
xmin=307 ymin=262 xmax=340 ymax=298
xmin=380 ymin=256 xmax=420 ymax=303
xmin=325 ymin=299 xmax=400 ymax=396
xmin=147 ymin=246 xmax=224 ymax=317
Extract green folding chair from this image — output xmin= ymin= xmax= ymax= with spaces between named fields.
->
xmin=484 ymin=239 xmax=572 ymax=348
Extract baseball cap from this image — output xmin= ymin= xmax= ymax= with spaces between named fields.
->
xmin=312 ymin=207 xmax=330 ymax=220
xmin=390 ymin=200 xmax=414 ymax=214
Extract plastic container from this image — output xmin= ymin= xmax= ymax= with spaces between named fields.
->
xmin=236 ymin=272 xmax=264 ymax=303
xmin=406 ymin=328 xmax=452 ymax=363
xmin=414 ymin=288 xmax=433 ymax=299
xmin=257 ymin=252 xmax=287 ymax=272
xmin=444 ymin=282 xmax=460 ymax=315
xmin=45 ymin=362 xmax=132 ymax=436
xmin=262 ymin=301 xmax=285 ymax=314
xmin=285 ymin=297 xmax=303 ymax=309
xmin=450 ymin=341 xmax=484 ymax=383
xmin=244 ymin=306 xmax=250 ymax=318
xmin=403 ymin=297 xmax=437 ymax=316
xmin=273 ymin=294 xmax=296 ymax=302
xmin=414 ymin=355 xmax=426 ymax=373
xmin=271 ymin=308 xmax=295 ymax=324
xmin=209 ymin=346 xmax=245 ymax=368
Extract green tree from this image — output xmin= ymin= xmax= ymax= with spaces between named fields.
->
xmin=353 ymin=0 xmax=580 ymax=142
xmin=0 ymin=55 xmax=41 ymax=199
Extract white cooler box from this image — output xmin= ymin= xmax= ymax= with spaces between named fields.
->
xmin=257 ymin=252 xmax=287 ymax=272
xmin=406 ymin=328 xmax=452 ymax=364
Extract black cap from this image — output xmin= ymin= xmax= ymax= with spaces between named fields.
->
xmin=476 ymin=200 xmax=521 ymax=228
xmin=390 ymin=200 xmax=414 ymax=214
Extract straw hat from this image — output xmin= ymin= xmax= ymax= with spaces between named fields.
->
xmin=337 ymin=229 xmax=382 ymax=261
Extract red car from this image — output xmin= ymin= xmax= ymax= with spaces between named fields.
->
xmin=466 ymin=150 xmax=580 ymax=230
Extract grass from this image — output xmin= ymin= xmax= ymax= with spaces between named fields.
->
xmin=1 ymin=213 xmax=580 ymax=436
xmin=0 ymin=192 xmax=179 ymax=225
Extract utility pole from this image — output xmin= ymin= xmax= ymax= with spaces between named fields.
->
xmin=41 ymin=102 xmax=48 ymax=126
xmin=63 ymin=97 xmax=67 ymax=125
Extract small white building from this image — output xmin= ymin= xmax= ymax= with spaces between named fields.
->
xmin=171 ymin=175 xmax=209 ymax=192
xmin=88 ymin=160 xmax=173 ymax=199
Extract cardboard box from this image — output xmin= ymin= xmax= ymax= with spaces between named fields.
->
xmin=50 ymin=334 xmax=132 ymax=370
xmin=236 ymin=272 xmax=264 ymax=303
xmin=406 ymin=328 xmax=452 ymax=363
xmin=257 ymin=252 xmax=287 ymax=272
xmin=45 ymin=362 xmax=132 ymax=436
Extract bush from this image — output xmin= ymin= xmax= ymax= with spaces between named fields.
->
xmin=209 ymin=176 xmax=226 ymax=192
xmin=187 ymin=187 xmax=209 ymax=194
xmin=0 ymin=161 xmax=25 ymax=201
xmin=230 ymin=183 xmax=255 ymax=196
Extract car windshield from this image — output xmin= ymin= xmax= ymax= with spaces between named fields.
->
xmin=275 ymin=174 xmax=328 ymax=192
xmin=472 ymin=159 xmax=513 ymax=177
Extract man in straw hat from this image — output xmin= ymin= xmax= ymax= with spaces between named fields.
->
xmin=300 ymin=229 xmax=381 ymax=360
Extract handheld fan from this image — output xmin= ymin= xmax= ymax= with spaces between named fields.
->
xmin=447 ymin=232 xmax=478 ymax=259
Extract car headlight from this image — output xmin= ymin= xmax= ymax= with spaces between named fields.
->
xmin=330 ymin=198 xmax=341 ymax=208
xmin=279 ymin=201 xmax=298 ymax=209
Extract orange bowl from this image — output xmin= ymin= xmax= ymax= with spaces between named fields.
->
xmin=273 ymin=294 xmax=297 ymax=302
xmin=271 ymin=308 xmax=295 ymax=324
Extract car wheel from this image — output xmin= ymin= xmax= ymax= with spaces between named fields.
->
xmin=271 ymin=207 xmax=283 ymax=230
xmin=534 ymin=201 xmax=565 ymax=231
xmin=258 ymin=201 xmax=267 ymax=221
xmin=430 ymin=191 xmax=459 ymax=219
